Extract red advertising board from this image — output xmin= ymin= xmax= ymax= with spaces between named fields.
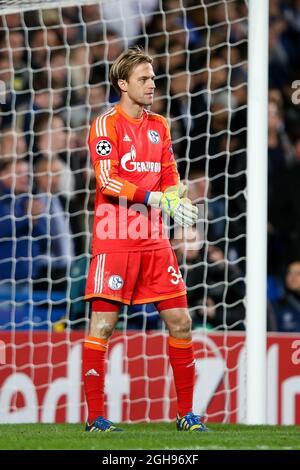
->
xmin=0 ymin=331 xmax=299 ymax=424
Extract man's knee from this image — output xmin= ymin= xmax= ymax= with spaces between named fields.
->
xmin=94 ymin=318 xmax=115 ymax=339
xmin=174 ymin=315 xmax=192 ymax=335
xmin=166 ymin=311 xmax=192 ymax=337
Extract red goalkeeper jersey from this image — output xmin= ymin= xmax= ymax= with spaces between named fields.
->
xmin=88 ymin=104 xmax=179 ymax=254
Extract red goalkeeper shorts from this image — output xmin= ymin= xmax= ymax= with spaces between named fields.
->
xmin=84 ymin=247 xmax=186 ymax=305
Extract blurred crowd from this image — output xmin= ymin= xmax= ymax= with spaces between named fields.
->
xmin=0 ymin=0 xmax=300 ymax=332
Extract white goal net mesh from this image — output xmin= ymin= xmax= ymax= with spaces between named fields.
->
xmin=0 ymin=0 xmax=248 ymax=423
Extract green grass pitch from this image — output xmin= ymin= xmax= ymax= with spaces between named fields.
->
xmin=0 ymin=423 xmax=300 ymax=450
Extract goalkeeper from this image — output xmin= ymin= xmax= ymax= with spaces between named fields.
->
xmin=83 ymin=47 xmax=208 ymax=433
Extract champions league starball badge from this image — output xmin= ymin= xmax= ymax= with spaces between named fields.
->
xmin=96 ymin=140 xmax=112 ymax=156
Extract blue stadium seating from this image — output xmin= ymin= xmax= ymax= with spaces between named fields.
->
xmin=0 ymin=290 xmax=66 ymax=330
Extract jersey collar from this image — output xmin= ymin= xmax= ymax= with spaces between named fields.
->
xmin=115 ymin=104 xmax=146 ymax=125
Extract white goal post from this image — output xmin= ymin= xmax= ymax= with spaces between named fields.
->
xmin=246 ymin=0 xmax=268 ymax=425
xmin=0 ymin=0 xmax=268 ymax=425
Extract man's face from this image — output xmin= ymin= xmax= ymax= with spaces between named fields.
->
xmin=121 ymin=62 xmax=156 ymax=107
xmin=1 ymin=130 xmax=27 ymax=158
xmin=286 ymin=262 xmax=300 ymax=293
xmin=39 ymin=116 xmax=66 ymax=153
xmin=36 ymin=160 xmax=63 ymax=194
xmin=188 ymin=174 xmax=209 ymax=202
xmin=0 ymin=161 xmax=29 ymax=194
xmin=51 ymin=116 xmax=67 ymax=152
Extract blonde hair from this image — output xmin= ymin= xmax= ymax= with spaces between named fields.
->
xmin=110 ymin=46 xmax=153 ymax=95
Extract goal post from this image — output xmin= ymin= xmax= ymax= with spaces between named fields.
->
xmin=0 ymin=0 xmax=268 ymax=424
xmin=0 ymin=0 xmax=98 ymax=15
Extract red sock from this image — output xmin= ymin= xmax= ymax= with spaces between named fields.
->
xmin=168 ymin=336 xmax=195 ymax=417
xmin=82 ymin=336 xmax=108 ymax=423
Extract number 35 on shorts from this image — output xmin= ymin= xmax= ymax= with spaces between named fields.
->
xmin=168 ymin=265 xmax=183 ymax=285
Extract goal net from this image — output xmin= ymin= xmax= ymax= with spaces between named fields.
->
xmin=0 ymin=0 xmax=248 ymax=423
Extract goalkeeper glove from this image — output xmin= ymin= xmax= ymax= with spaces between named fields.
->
xmin=146 ymin=185 xmax=198 ymax=227
xmin=146 ymin=182 xmax=187 ymax=207
xmin=165 ymin=182 xmax=187 ymax=198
